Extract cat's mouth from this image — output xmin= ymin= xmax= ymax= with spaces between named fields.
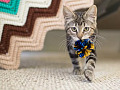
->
xmin=77 ymin=33 xmax=89 ymax=40
xmin=81 ymin=35 xmax=89 ymax=40
xmin=80 ymin=34 xmax=96 ymax=42
xmin=76 ymin=36 xmax=94 ymax=43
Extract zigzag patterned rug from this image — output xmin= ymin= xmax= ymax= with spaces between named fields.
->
xmin=0 ymin=0 xmax=93 ymax=69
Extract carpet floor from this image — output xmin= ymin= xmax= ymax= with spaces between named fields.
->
xmin=0 ymin=52 xmax=120 ymax=90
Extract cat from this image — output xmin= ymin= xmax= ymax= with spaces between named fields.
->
xmin=63 ymin=5 xmax=97 ymax=82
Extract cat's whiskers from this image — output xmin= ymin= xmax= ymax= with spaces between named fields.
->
xmin=95 ymin=40 xmax=101 ymax=49
xmin=97 ymin=39 xmax=103 ymax=46
xmin=58 ymin=39 xmax=70 ymax=52
xmin=64 ymin=42 xmax=69 ymax=53
xmin=96 ymin=34 xmax=106 ymax=40
xmin=58 ymin=39 xmax=66 ymax=46
xmin=58 ymin=39 xmax=66 ymax=51
xmin=60 ymin=33 xmax=66 ymax=38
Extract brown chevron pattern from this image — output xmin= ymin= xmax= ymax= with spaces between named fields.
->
xmin=0 ymin=0 xmax=93 ymax=69
xmin=0 ymin=0 xmax=61 ymax=54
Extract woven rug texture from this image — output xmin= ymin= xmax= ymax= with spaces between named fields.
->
xmin=0 ymin=52 xmax=120 ymax=90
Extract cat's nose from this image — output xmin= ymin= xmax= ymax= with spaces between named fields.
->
xmin=77 ymin=32 xmax=83 ymax=39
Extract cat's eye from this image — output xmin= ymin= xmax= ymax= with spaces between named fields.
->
xmin=71 ymin=27 xmax=77 ymax=32
xmin=83 ymin=27 xmax=89 ymax=32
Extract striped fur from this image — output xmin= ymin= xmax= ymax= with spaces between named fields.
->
xmin=63 ymin=5 xmax=97 ymax=81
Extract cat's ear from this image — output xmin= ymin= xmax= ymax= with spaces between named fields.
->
xmin=63 ymin=6 xmax=76 ymax=23
xmin=84 ymin=5 xmax=97 ymax=23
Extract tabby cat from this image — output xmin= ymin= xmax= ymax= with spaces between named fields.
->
xmin=63 ymin=5 xmax=97 ymax=82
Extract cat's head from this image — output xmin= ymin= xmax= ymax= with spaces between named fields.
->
xmin=63 ymin=5 xmax=97 ymax=42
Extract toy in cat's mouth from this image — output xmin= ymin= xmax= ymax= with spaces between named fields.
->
xmin=74 ymin=39 xmax=94 ymax=58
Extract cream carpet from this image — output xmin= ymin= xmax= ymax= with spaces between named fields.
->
xmin=0 ymin=52 xmax=120 ymax=90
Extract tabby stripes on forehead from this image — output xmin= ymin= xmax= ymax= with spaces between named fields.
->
xmin=75 ymin=12 xmax=85 ymax=25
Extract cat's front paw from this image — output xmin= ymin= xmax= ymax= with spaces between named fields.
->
xmin=84 ymin=60 xmax=95 ymax=82
xmin=84 ymin=69 xmax=94 ymax=82
xmin=73 ymin=67 xmax=82 ymax=75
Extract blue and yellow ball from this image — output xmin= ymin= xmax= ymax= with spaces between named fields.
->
xmin=74 ymin=39 xmax=94 ymax=58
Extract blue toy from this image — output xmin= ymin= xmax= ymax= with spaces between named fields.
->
xmin=74 ymin=39 xmax=94 ymax=58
